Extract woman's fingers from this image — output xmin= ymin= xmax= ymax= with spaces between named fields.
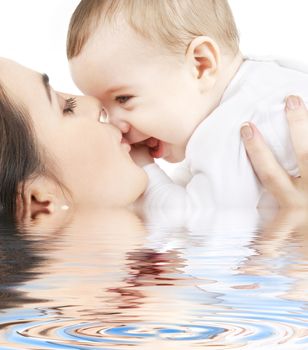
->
xmin=242 ymin=96 xmax=308 ymax=209
xmin=240 ymin=122 xmax=295 ymax=206
xmin=285 ymin=95 xmax=308 ymax=180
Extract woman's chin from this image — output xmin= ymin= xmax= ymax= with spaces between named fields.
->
xmin=135 ymin=168 xmax=148 ymax=199
xmin=122 ymin=166 xmax=148 ymax=206
xmin=139 ymin=167 xmax=149 ymax=192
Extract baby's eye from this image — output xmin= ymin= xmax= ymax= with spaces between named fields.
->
xmin=63 ymin=97 xmax=77 ymax=115
xmin=115 ymin=95 xmax=133 ymax=104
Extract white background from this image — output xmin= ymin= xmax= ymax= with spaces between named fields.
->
xmin=1 ymin=0 xmax=308 ymax=94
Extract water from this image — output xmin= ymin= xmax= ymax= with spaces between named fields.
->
xmin=0 ymin=208 xmax=307 ymax=349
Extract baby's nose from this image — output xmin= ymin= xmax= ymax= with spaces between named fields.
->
xmin=110 ymin=119 xmax=130 ymax=134
xmin=125 ymin=129 xmax=149 ymax=145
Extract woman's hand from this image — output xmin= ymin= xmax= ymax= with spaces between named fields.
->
xmin=241 ymin=95 xmax=308 ymax=209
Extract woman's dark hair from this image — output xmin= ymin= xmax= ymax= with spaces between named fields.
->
xmin=0 ymin=83 xmax=43 ymax=218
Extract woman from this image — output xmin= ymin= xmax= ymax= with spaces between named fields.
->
xmin=0 ymin=57 xmax=147 ymax=220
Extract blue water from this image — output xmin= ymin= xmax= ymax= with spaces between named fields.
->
xmin=0 ymin=209 xmax=307 ymax=349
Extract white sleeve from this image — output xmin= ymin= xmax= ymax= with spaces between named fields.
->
xmin=142 ymin=163 xmax=188 ymax=213
xmin=169 ymin=160 xmax=192 ymax=186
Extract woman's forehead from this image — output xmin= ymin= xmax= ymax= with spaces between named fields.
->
xmin=0 ymin=60 xmax=46 ymax=107
xmin=0 ymin=58 xmax=41 ymax=88
xmin=0 ymin=57 xmax=25 ymax=77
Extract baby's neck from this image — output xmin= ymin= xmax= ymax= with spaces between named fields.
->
xmin=204 ymin=51 xmax=244 ymax=116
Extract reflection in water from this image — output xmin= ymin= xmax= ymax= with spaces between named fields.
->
xmin=107 ymin=249 xmax=186 ymax=311
xmin=0 ymin=208 xmax=307 ymax=349
xmin=0 ymin=214 xmax=47 ymax=309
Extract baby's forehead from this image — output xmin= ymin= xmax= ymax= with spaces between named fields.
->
xmin=83 ymin=20 xmax=163 ymax=64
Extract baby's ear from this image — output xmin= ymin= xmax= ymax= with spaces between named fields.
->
xmin=186 ymin=36 xmax=221 ymax=89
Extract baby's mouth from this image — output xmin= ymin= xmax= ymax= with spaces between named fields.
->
xmin=145 ymin=137 xmax=164 ymax=158
xmin=131 ymin=137 xmax=164 ymax=158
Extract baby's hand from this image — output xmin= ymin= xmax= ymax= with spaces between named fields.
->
xmin=130 ymin=144 xmax=154 ymax=167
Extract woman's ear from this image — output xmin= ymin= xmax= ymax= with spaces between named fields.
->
xmin=186 ymin=36 xmax=221 ymax=89
xmin=18 ymin=176 xmax=70 ymax=223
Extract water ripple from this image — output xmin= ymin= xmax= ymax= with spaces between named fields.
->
xmin=0 ymin=309 xmax=307 ymax=349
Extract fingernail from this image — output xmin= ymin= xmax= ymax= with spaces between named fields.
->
xmin=240 ymin=123 xmax=253 ymax=140
xmin=286 ymin=95 xmax=303 ymax=110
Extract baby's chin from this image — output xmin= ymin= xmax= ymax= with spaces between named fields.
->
xmin=162 ymin=144 xmax=186 ymax=163
xmin=163 ymin=154 xmax=185 ymax=163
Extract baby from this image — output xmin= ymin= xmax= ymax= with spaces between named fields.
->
xmin=67 ymin=0 xmax=307 ymax=212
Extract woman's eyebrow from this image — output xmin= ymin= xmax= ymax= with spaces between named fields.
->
xmin=41 ymin=73 xmax=52 ymax=104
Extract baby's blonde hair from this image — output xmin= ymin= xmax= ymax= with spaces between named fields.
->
xmin=67 ymin=0 xmax=239 ymax=59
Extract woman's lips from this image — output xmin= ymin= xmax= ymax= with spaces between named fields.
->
xmin=121 ymin=137 xmax=131 ymax=151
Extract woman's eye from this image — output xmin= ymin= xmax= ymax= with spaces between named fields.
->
xmin=115 ymin=95 xmax=133 ymax=104
xmin=63 ymin=97 xmax=77 ymax=115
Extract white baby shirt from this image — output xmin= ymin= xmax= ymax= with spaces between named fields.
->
xmin=142 ymin=58 xmax=308 ymax=215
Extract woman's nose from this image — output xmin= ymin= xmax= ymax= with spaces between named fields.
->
xmin=77 ymin=95 xmax=105 ymax=121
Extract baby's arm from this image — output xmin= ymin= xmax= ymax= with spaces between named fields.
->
xmin=129 ymin=144 xmax=154 ymax=167
xmin=142 ymin=163 xmax=187 ymax=211
xmin=130 ymin=145 xmax=188 ymax=214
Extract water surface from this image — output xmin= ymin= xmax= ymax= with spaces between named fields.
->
xmin=0 ymin=208 xmax=307 ymax=349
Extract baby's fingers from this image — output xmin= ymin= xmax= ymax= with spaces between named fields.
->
xmin=241 ymin=122 xmax=295 ymax=207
